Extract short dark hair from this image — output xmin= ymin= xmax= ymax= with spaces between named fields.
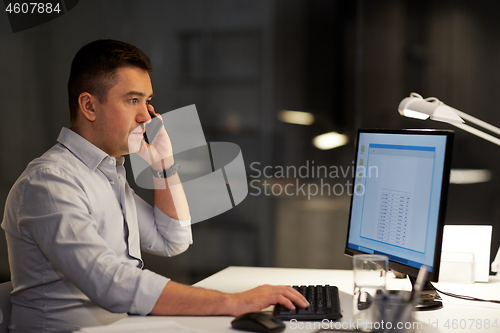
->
xmin=68 ymin=39 xmax=152 ymax=121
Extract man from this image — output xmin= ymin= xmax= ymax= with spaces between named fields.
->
xmin=1 ymin=39 xmax=308 ymax=333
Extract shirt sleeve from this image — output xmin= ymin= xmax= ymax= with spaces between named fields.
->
xmin=134 ymin=193 xmax=193 ymax=256
xmin=17 ymin=168 xmax=169 ymax=315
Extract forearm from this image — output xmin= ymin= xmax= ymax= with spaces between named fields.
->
xmin=139 ymin=120 xmax=190 ymax=221
xmin=150 ymin=282 xmax=310 ymax=317
xmin=153 ymin=173 xmax=190 ymax=221
xmin=150 ymin=281 xmax=231 ymax=316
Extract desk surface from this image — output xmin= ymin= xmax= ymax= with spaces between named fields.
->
xmin=112 ymin=266 xmax=500 ymax=333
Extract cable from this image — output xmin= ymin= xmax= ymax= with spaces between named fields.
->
xmin=430 ymin=282 xmax=500 ymax=304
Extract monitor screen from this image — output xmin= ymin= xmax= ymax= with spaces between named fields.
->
xmin=345 ymin=129 xmax=453 ymax=282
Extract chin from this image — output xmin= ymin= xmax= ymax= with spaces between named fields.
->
xmin=127 ymin=136 xmax=143 ymax=154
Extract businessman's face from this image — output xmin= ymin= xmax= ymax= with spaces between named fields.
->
xmin=93 ymin=66 xmax=153 ymax=157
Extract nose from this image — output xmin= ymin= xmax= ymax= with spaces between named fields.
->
xmin=138 ymin=104 xmax=153 ymax=124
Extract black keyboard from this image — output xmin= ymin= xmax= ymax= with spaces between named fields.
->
xmin=272 ymin=285 xmax=342 ymax=321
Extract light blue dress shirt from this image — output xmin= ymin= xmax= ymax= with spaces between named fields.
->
xmin=1 ymin=128 xmax=193 ymax=333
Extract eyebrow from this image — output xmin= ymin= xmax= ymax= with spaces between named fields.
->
xmin=124 ymin=91 xmax=154 ymax=98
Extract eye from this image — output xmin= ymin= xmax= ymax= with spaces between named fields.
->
xmin=129 ymin=98 xmax=138 ymax=104
xmin=146 ymin=100 xmax=152 ymax=105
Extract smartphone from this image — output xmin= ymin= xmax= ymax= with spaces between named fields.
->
xmin=143 ymin=110 xmax=164 ymax=145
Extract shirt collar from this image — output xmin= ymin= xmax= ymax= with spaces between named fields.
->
xmin=57 ymin=127 xmax=116 ymax=172
xmin=116 ymin=156 xmax=125 ymax=166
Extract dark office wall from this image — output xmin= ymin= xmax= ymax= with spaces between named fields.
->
xmin=357 ymin=0 xmax=500 ymax=265
xmin=1 ymin=0 xmax=500 ymax=284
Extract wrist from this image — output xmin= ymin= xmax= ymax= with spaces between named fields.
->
xmin=162 ymin=156 xmax=175 ymax=169
xmin=152 ymin=163 xmax=180 ymax=179
xmin=219 ymin=292 xmax=236 ymax=316
xmin=151 ymin=157 xmax=175 ymax=171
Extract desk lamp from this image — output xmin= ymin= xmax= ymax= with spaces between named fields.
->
xmin=398 ymin=92 xmax=500 ymax=273
xmin=399 ymin=93 xmax=500 ymax=146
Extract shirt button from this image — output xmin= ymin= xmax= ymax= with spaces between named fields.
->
xmin=109 ymin=160 xmax=114 ymax=165
xmin=110 ymin=181 xmax=115 ymax=185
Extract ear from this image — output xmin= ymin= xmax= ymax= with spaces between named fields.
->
xmin=78 ymin=92 xmax=97 ymax=122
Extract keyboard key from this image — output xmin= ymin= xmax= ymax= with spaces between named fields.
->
xmin=315 ymin=286 xmax=325 ymax=314
xmin=325 ymin=285 xmax=333 ymax=309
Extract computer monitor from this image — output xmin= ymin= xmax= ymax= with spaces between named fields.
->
xmin=345 ymin=129 xmax=453 ymax=309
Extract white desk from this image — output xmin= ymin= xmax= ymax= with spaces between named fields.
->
xmin=112 ymin=266 xmax=500 ymax=333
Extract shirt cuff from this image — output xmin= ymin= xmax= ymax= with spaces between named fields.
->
xmin=130 ymin=269 xmax=170 ymax=315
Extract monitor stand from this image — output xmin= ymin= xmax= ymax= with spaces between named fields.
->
xmin=408 ymin=276 xmax=443 ymax=311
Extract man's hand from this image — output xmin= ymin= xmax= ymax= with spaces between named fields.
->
xmin=150 ymin=281 xmax=309 ymax=316
xmin=135 ymin=105 xmax=174 ymax=170
xmin=226 ymin=284 xmax=310 ymax=317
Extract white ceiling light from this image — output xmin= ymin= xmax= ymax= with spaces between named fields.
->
xmin=449 ymin=169 xmax=492 ymax=185
xmin=313 ymin=132 xmax=348 ymax=150
xmin=278 ymin=110 xmax=315 ymax=126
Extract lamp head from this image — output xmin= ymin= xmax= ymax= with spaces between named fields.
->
xmin=398 ymin=93 xmax=464 ymax=124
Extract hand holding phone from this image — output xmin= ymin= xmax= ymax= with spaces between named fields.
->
xmin=137 ymin=108 xmax=174 ymax=171
xmin=143 ymin=110 xmax=164 ymax=145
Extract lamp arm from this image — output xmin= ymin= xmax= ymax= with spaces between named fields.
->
xmin=452 ymin=123 xmax=500 ymax=146
xmin=454 ymin=110 xmax=500 ymax=137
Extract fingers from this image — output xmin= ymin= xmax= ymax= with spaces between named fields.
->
xmin=278 ymin=286 xmax=309 ymax=309
xmin=148 ymin=104 xmax=160 ymax=117
xmin=146 ymin=105 xmax=164 ymax=125
xmin=256 ymin=285 xmax=309 ymax=310
xmin=229 ymin=284 xmax=310 ymax=316
xmin=276 ymin=294 xmax=296 ymax=310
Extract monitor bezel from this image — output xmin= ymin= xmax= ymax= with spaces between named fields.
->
xmin=344 ymin=128 xmax=454 ymax=282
